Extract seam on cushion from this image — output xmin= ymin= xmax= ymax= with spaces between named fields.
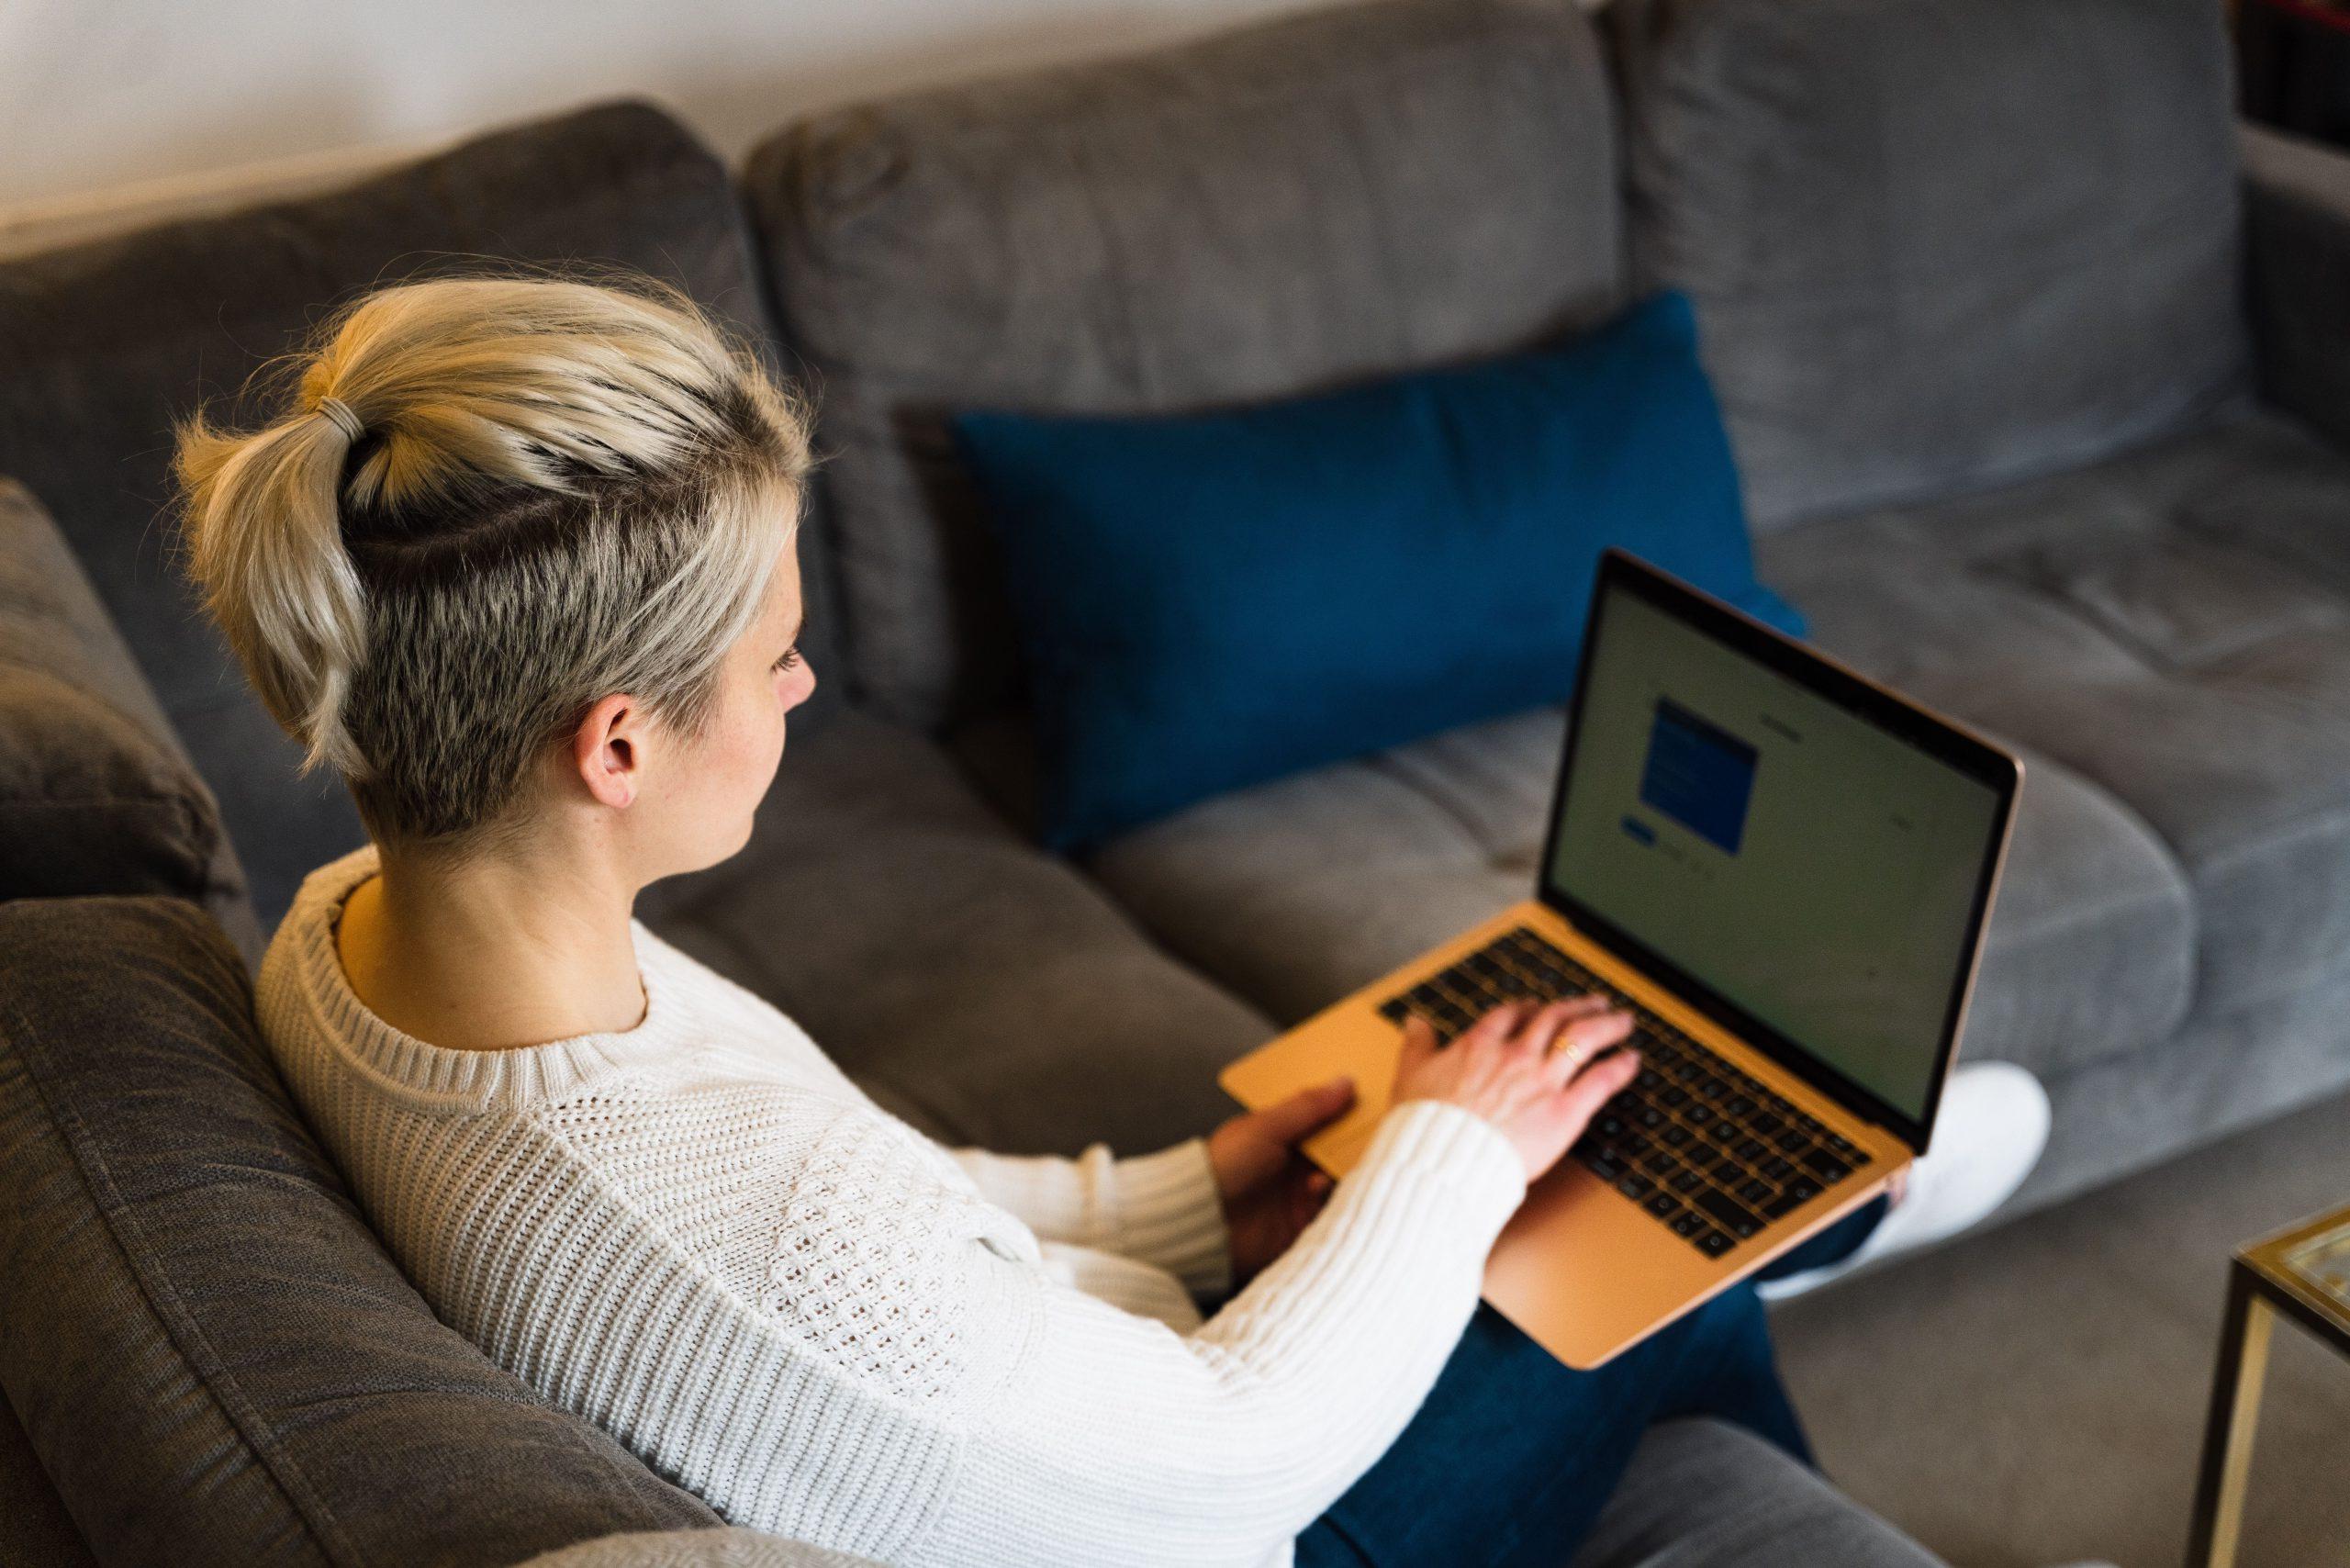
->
xmin=1986 ymin=877 xmax=2193 ymax=949
xmin=1356 ymin=751 xmax=1514 ymax=864
xmin=1062 ymin=125 xmax=1151 ymax=402
xmin=1331 ymin=88 xmax=1413 ymax=364
xmin=0 ymin=980 xmax=357 ymax=1568
xmin=2188 ymin=792 xmax=2350 ymax=874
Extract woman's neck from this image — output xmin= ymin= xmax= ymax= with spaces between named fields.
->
xmin=335 ymin=836 xmax=649 ymax=1053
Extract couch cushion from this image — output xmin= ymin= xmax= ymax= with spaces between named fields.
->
xmin=1612 ymin=0 xmax=2251 ymax=531
xmin=1759 ymin=409 xmax=2350 ymax=1024
xmin=1568 ymin=1418 xmax=1945 ymax=1568
xmin=0 ymin=897 xmax=722 ymax=1568
xmin=0 ymin=480 xmax=259 ymax=956
xmin=639 ymin=708 xmax=1276 ymax=1157
xmin=0 ymin=99 xmax=845 ymax=930
xmin=745 ymin=0 xmax=1625 ymax=732
xmin=1085 ymin=689 xmax=2191 ymax=1086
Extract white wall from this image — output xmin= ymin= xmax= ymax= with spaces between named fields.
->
xmin=1 ymin=0 xmax=1338 ymax=241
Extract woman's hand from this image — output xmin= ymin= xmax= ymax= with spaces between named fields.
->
xmin=1203 ymin=997 xmax=1638 ymax=1284
xmin=1205 ymin=1078 xmax=1358 ymax=1288
xmin=1392 ymin=997 xmax=1640 ymax=1183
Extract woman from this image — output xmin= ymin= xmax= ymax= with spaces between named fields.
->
xmin=176 ymin=273 xmax=2044 ymax=1568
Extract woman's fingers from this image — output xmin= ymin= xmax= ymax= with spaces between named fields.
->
xmin=1515 ymin=996 xmax=1630 ymax=1068
xmin=1396 ymin=1012 xmax=1440 ymax=1078
xmin=1553 ymin=1044 xmax=1643 ymax=1132
xmin=1543 ymin=1011 xmax=1636 ymax=1087
xmin=1458 ymin=999 xmax=1534 ymax=1051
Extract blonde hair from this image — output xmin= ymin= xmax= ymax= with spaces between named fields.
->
xmin=173 ymin=271 xmax=811 ymax=845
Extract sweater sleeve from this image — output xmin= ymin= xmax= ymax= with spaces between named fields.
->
xmin=926 ymin=1097 xmax=1528 ymax=1566
xmin=947 ymin=1137 xmax=1232 ymax=1300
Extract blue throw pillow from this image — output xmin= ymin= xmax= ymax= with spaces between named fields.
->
xmin=953 ymin=290 xmax=1804 ymax=851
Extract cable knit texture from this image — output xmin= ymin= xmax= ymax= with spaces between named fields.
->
xmin=256 ymin=847 xmax=1530 ymax=1567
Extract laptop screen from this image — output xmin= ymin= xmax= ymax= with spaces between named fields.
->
xmin=1541 ymin=557 xmax=2013 ymax=1142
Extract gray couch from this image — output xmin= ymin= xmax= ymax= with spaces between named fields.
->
xmin=2 ymin=0 xmax=2344 ymax=1562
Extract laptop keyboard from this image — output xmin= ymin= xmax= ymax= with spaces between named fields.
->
xmin=1378 ymin=925 xmax=1872 ymax=1260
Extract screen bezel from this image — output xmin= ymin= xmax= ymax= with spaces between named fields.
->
xmin=1535 ymin=549 xmax=2020 ymax=1152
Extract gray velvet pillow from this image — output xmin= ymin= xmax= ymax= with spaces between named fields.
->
xmin=0 ymin=479 xmax=260 ymax=956
xmin=0 ymin=897 xmax=722 ymax=1568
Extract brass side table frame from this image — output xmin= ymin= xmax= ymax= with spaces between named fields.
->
xmin=2185 ymin=1203 xmax=2350 ymax=1568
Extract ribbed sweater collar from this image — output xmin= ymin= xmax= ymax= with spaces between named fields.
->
xmin=279 ymin=845 xmax=699 ymax=1112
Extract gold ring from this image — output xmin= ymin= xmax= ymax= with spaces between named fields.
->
xmin=1550 ymin=1038 xmax=1589 ymax=1072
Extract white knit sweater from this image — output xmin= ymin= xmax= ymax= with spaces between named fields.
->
xmin=257 ymin=847 xmax=1529 ymax=1568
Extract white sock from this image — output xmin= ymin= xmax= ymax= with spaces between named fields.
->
xmin=1756 ymin=1060 xmax=2051 ymax=1302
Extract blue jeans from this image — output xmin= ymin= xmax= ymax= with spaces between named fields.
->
xmin=1292 ymin=1197 xmax=1886 ymax=1568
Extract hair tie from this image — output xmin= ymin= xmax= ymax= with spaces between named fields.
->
xmin=316 ymin=397 xmax=365 ymax=444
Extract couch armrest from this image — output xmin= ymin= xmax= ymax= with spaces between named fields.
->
xmin=1569 ymin=1417 xmax=1948 ymax=1568
xmin=2244 ymin=123 xmax=2350 ymax=453
xmin=0 ymin=479 xmax=260 ymax=958
xmin=516 ymin=1527 xmax=883 ymax=1566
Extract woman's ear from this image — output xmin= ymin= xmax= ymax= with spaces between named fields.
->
xmin=572 ymin=692 xmax=643 ymax=810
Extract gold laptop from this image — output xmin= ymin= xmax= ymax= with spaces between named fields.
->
xmin=1220 ymin=550 xmax=2021 ymax=1369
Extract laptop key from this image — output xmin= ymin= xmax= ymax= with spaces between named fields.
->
xmin=1695 ymin=1190 xmax=1764 ymax=1238
xmin=1734 ymin=1137 xmax=1768 ymax=1162
xmin=1642 ymin=1152 xmax=1676 ymax=1178
xmin=1671 ymin=1211 xmax=1705 ymax=1238
xmin=1736 ymin=1178 xmax=1774 ymax=1205
xmin=1617 ymin=1173 xmax=1656 ymax=1200
xmin=1695 ymin=1228 xmax=1737 ymax=1258
xmin=1802 ymin=1150 xmax=1852 ymax=1183
xmin=1644 ymin=1192 xmax=1681 ymax=1219
xmin=1661 ymin=1124 xmax=1692 ymax=1148
xmin=1377 ymin=997 xmax=1410 ymax=1023
xmin=1670 ymin=1170 xmax=1703 ymax=1194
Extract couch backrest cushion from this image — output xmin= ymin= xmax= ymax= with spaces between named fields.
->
xmin=1612 ymin=0 xmax=2253 ymax=532
xmin=745 ymin=0 xmax=1625 ymax=732
xmin=0 ymin=897 xmax=722 ymax=1568
xmin=0 ymin=100 xmax=843 ymax=930
xmin=0 ymin=480 xmax=259 ymax=956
